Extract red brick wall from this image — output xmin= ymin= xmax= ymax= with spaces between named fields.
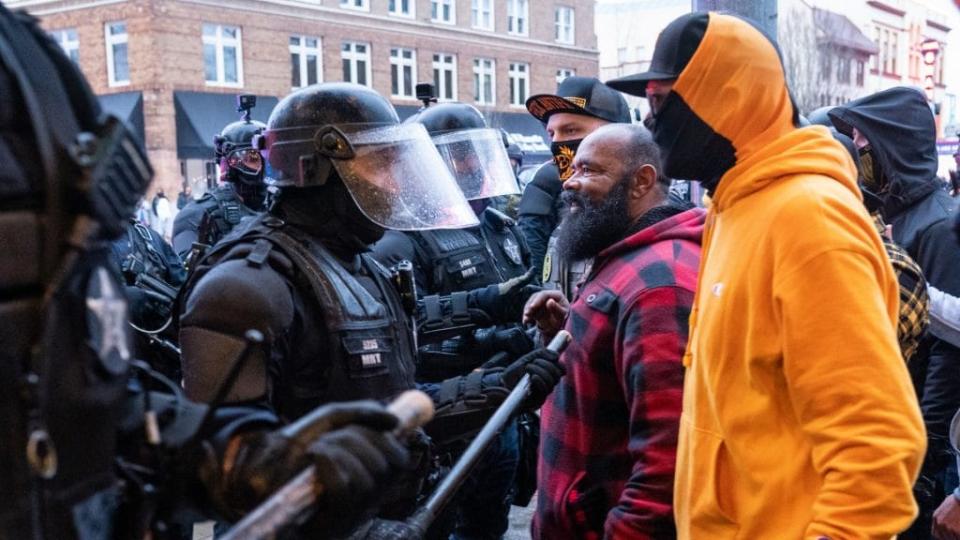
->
xmin=30 ymin=0 xmax=598 ymax=194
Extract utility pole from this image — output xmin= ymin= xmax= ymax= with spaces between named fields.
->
xmin=691 ymin=0 xmax=778 ymax=42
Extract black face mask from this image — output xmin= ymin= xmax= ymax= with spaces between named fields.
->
xmin=551 ymin=139 xmax=583 ymax=182
xmin=651 ymin=92 xmax=736 ymax=193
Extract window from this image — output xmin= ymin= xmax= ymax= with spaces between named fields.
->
xmin=202 ymin=23 xmax=242 ymax=86
xmin=389 ymin=0 xmax=413 ymax=17
xmin=473 ymin=58 xmax=495 ymax=105
xmin=556 ymin=68 xmax=575 ymax=84
xmin=341 ymin=41 xmax=371 ymax=87
xmin=820 ymin=54 xmax=832 ymax=82
xmin=390 ymin=48 xmax=416 ymax=98
xmin=290 ymin=36 xmax=322 ymax=89
xmin=105 ymin=22 xmax=129 ymax=86
xmin=507 ymin=0 xmax=528 ymax=36
xmin=508 ymin=62 xmax=529 ymax=106
xmin=872 ymin=26 xmax=880 ymax=71
xmin=433 ymin=53 xmax=457 ymax=101
xmin=555 ymin=7 xmax=574 ymax=44
xmin=471 ymin=0 xmax=493 ymax=30
xmin=838 ymin=57 xmax=851 ymax=84
xmin=340 ymin=0 xmax=369 ymax=11
xmin=50 ymin=28 xmax=79 ymax=63
xmin=890 ymin=31 xmax=898 ymax=74
xmin=432 ymin=0 xmax=455 ymax=23
xmin=856 ymin=60 xmax=865 ymax=86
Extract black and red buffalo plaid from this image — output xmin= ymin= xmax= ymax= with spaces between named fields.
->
xmin=533 ymin=207 xmax=704 ymax=540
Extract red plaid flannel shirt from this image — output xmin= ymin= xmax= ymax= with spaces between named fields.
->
xmin=533 ymin=208 xmax=704 ymax=540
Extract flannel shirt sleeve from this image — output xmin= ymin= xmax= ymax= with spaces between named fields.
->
xmin=603 ymin=286 xmax=689 ymax=539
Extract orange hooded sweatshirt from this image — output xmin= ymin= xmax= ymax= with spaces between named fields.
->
xmin=670 ymin=13 xmax=926 ymax=539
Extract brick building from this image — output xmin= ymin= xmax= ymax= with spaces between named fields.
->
xmin=13 ymin=0 xmax=598 ymax=194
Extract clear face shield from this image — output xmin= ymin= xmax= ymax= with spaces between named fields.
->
xmin=224 ymin=147 xmax=264 ymax=175
xmin=261 ymin=122 xmax=478 ymax=230
xmin=431 ymin=128 xmax=520 ymax=200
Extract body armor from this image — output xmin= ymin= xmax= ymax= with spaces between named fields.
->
xmin=542 ymin=225 xmax=593 ymax=300
xmin=181 ymin=215 xmax=417 ymax=420
xmin=194 ymin=184 xmax=254 ymax=247
xmin=414 ymin=207 xmax=529 ymax=294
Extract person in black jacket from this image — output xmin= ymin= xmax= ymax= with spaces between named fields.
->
xmin=830 ymin=87 xmax=960 ymax=538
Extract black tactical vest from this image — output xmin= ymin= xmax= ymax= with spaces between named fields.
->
xmin=183 ymin=215 xmax=417 ymax=420
xmin=413 ymin=207 xmax=529 ymax=295
xmin=196 ymin=184 xmax=255 ymax=247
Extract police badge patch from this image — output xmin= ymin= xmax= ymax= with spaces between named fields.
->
xmin=503 ymin=237 xmax=522 ymax=265
xmin=85 ymin=266 xmax=131 ymax=375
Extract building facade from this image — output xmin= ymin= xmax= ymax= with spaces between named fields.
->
xmin=13 ymin=0 xmax=598 ymax=194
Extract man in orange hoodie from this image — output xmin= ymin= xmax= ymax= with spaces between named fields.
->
xmin=607 ymin=12 xmax=926 ymax=539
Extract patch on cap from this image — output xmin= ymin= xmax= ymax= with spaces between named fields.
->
xmin=564 ymin=97 xmax=587 ymax=108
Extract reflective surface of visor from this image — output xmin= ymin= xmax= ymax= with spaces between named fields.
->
xmin=226 ymin=148 xmax=263 ymax=174
xmin=431 ymin=128 xmax=520 ymax=200
xmin=333 ymin=123 xmax=479 ymax=230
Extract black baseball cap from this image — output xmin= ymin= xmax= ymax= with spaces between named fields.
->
xmin=605 ymin=12 xmax=708 ymax=97
xmin=526 ymin=76 xmax=631 ymax=124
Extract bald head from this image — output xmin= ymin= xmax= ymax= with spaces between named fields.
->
xmin=581 ymin=123 xmax=667 ymax=189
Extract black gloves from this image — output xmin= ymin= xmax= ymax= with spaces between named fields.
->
xmin=498 ymin=347 xmax=565 ymax=411
xmin=212 ymin=401 xmax=410 ymax=536
xmin=471 ymin=325 xmax=535 ymax=359
xmin=470 ymin=269 xmax=541 ymax=324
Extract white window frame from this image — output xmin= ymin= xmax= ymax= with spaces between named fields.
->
xmin=508 ymin=62 xmax=529 ymax=107
xmin=507 ymin=0 xmax=528 ymax=36
xmin=202 ymin=23 xmax=243 ymax=88
xmin=50 ymin=28 xmax=79 ymax=63
xmin=339 ymin=0 xmax=370 ymax=11
xmin=289 ymin=35 xmax=323 ymax=90
xmin=432 ymin=53 xmax=458 ymax=101
xmin=556 ymin=68 xmax=575 ymax=84
xmin=471 ymin=0 xmax=493 ymax=30
xmin=341 ymin=41 xmax=372 ymax=87
xmin=473 ymin=58 xmax=495 ymax=106
xmin=389 ymin=0 xmax=415 ymax=18
xmin=105 ymin=21 xmax=130 ymax=87
xmin=390 ymin=48 xmax=417 ymax=99
xmin=431 ymin=0 xmax=456 ymax=24
xmin=555 ymin=6 xmax=575 ymax=45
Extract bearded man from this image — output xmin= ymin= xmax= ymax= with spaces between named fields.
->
xmin=523 ymin=123 xmax=703 ymax=539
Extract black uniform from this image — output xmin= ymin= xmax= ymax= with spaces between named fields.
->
xmin=178 ymin=84 xmax=564 ymax=539
xmin=373 ymin=206 xmax=530 ymax=379
xmin=0 ymin=10 xmax=411 ymax=539
xmin=517 ymin=162 xmax=563 ymax=281
xmin=112 ymin=218 xmax=185 ymax=376
xmin=172 ymin=182 xmax=256 ymax=260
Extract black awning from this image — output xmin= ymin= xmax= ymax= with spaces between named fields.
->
xmin=484 ymin=110 xmax=551 ymax=163
xmin=98 ymin=91 xmax=144 ymax=142
xmin=174 ymin=91 xmax=279 ymax=159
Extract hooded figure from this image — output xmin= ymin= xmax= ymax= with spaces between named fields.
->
xmin=831 ymin=87 xmax=960 ymax=530
xmin=608 ymin=12 xmax=925 ymax=538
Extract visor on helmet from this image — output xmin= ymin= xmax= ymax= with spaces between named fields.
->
xmin=261 ymin=122 xmax=478 ymax=230
xmin=431 ymin=128 xmax=519 ymax=200
xmin=225 ymin=147 xmax=264 ymax=175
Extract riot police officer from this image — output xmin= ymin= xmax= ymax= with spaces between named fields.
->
xmin=111 ymin=217 xmax=185 ymax=377
xmin=172 ymin=95 xmax=268 ymax=262
xmin=178 ymin=83 xmax=564 ymax=538
xmin=372 ymin=103 xmax=536 ymax=539
xmin=0 ymin=8 xmax=414 ymax=538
